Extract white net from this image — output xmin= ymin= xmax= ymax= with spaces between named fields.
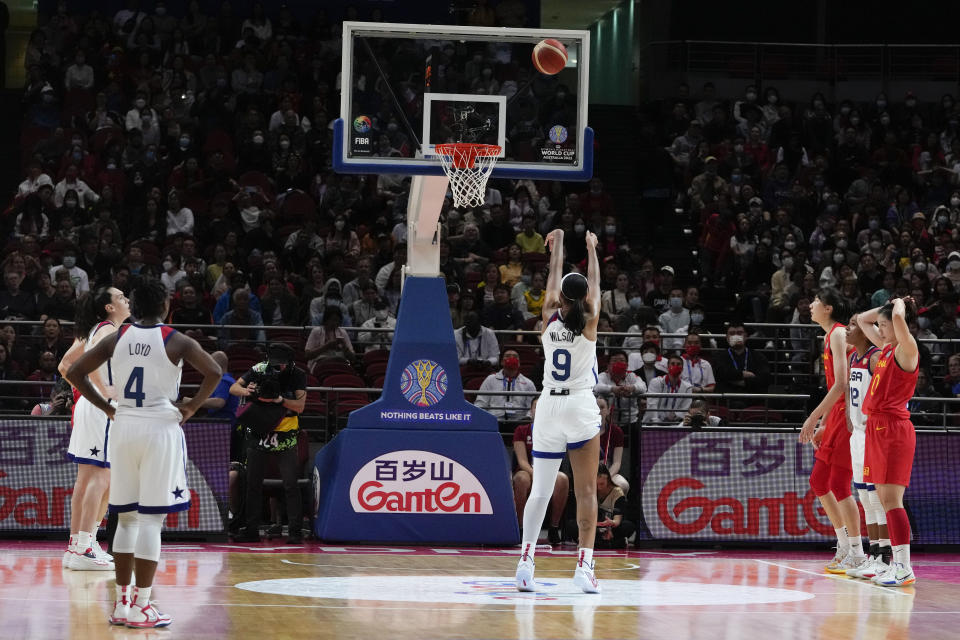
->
xmin=435 ymin=144 xmax=501 ymax=209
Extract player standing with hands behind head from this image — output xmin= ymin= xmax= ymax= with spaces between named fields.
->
xmin=857 ymin=297 xmax=919 ymax=587
xmin=516 ymin=229 xmax=603 ymax=594
xmin=800 ymin=289 xmax=866 ymax=574
xmin=68 ymin=279 xmax=223 ymax=627
xmin=843 ymin=313 xmax=891 ymax=580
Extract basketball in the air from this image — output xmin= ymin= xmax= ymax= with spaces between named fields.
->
xmin=532 ymin=39 xmax=568 ymax=75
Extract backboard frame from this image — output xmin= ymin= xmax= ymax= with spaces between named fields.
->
xmin=334 ymin=21 xmax=593 ymax=181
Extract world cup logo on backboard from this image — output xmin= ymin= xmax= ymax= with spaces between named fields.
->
xmin=548 ymin=125 xmax=568 ymax=144
xmin=400 ymin=360 xmax=448 ymax=407
xmin=353 ymin=115 xmax=372 ymax=134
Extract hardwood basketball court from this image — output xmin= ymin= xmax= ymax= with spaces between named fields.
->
xmin=1 ymin=542 xmax=957 ymax=639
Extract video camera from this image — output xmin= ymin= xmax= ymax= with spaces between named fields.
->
xmin=253 ymin=342 xmax=295 ymax=402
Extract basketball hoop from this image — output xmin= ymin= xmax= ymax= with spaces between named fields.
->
xmin=435 ymin=143 xmax=502 ymax=208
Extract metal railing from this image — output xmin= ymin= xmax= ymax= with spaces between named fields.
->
xmin=4 ymin=319 xmax=956 ymax=399
xmin=8 ymin=378 xmax=960 ymax=444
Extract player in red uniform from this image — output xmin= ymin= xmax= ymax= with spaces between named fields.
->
xmin=856 ymin=297 xmax=918 ymax=587
xmin=799 ymin=288 xmax=865 ymax=573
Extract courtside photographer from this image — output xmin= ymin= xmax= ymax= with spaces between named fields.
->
xmin=230 ymin=343 xmax=307 ymax=544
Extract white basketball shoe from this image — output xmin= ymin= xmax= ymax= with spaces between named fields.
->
xmin=515 ymin=555 xmax=536 ymax=592
xmin=70 ymin=547 xmax=114 ymax=571
xmin=573 ymin=561 xmax=601 ymax=594
xmin=91 ymin=539 xmax=113 ymax=562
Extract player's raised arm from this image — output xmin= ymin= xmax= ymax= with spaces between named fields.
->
xmin=584 ymin=231 xmax=601 ymax=313
xmin=67 ymin=333 xmax=120 ymax=419
xmin=892 ymin=297 xmax=919 ymax=371
xmin=857 ymin=306 xmax=884 ymax=348
xmin=542 ymin=229 xmax=564 ymax=323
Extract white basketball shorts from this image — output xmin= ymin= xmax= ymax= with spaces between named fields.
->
xmin=67 ymin=396 xmax=111 ymax=468
xmin=108 ymin=413 xmax=190 ymax=515
xmin=850 ymin=427 xmax=871 ymax=487
xmin=531 ymin=388 xmax=601 ymax=458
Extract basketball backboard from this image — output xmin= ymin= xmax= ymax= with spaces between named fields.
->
xmin=334 ymin=22 xmax=592 ymax=181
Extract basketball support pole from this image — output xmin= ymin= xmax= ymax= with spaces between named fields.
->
xmin=402 ymin=175 xmax=449 ymax=281
xmin=312 ymin=172 xmax=518 ymax=544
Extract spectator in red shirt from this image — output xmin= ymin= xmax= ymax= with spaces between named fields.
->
xmin=580 ymin=178 xmax=614 ymax=218
xmin=26 ymin=350 xmax=60 ymax=404
xmin=596 ymin=396 xmax=629 ymax=494
xmin=512 ymin=397 xmax=569 ymax=544
xmin=699 ymin=207 xmax=736 ymax=283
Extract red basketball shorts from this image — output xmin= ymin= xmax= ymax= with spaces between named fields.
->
xmin=864 ymin=415 xmax=915 ymax=487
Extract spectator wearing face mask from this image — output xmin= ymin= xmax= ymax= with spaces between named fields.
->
xmin=474 ymin=349 xmax=536 ymax=423
xmin=643 ymin=354 xmax=692 ymax=424
xmin=309 ymin=277 xmax=353 ymax=327
xmin=688 ymin=304 xmax=708 ymax=334
xmin=714 ymin=323 xmax=770 ymax=395
xmin=624 ymin=323 xmax=661 ymax=356
xmin=680 ymin=332 xmax=715 ymax=393
xmin=48 ymin=248 xmax=89 ymax=295
xmin=770 ymin=249 xmax=797 ymax=311
xmin=630 ymin=341 xmax=668 ymax=384
xmin=160 ymin=254 xmax=187 ymax=296
xmin=594 ymin=350 xmax=646 ymax=427
xmin=357 ymin=298 xmax=397 ymax=351
xmin=658 ymin=288 xmax=690 ymax=352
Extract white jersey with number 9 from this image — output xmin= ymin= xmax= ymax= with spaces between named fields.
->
xmin=541 ymin=310 xmax=598 ymax=391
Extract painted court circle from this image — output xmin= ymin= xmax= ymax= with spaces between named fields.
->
xmin=235 ymin=575 xmax=816 ymax=606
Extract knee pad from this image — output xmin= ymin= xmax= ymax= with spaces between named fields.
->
xmin=868 ymin=489 xmax=887 ymax=525
xmin=829 ymin=465 xmax=853 ymax=501
xmin=134 ymin=513 xmax=165 ymax=562
xmin=809 ymin=459 xmax=831 ymax=496
xmin=856 ymin=487 xmax=876 ymax=525
xmin=113 ymin=511 xmax=139 ymax=554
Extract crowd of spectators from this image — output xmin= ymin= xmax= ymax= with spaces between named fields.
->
xmin=2 ymin=3 xmax=954 ymax=438
xmin=0 ymin=1 xmax=568 ymax=399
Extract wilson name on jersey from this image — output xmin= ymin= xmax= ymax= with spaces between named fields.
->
xmin=541 ymin=312 xmax=598 ymax=390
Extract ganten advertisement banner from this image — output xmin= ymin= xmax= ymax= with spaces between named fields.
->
xmin=0 ymin=419 xmax=229 ymax=533
xmin=638 ymin=430 xmax=960 ymax=544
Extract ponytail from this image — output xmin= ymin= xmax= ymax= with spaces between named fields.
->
xmin=564 ymin=298 xmax=587 ymax=336
xmin=74 ymin=287 xmax=113 ymax=339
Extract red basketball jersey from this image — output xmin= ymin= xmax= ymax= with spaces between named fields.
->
xmin=863 ymin=343 xmax=917 ymax=420
xmin=822 ymin=322 xmax=849 ymax=396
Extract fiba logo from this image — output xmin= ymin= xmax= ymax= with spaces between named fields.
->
xmin=548 ymin=125 xmax=568 ymax=144
xmin=353 ymin=115 xmax=372 ymax=134
xmin=400 ymin=360 xmax=449 ymax=407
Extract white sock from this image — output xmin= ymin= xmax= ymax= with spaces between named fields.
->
xmin=519 ymin=542 xmax=535 ymax=562
xmin=116 ymin=584 xmax=130 ymax=604
xmin=848 ymin=536 xmax=864 ymax=556
xmin=67 ymin=533 xmax=77 ymax=551
xmin=133 ymin=586 xmax=152 ymax=607
xmin=835 ymin=527 xmax=849 ymax=551
xmin=578 ymin=547 xmax=594 ymax=568
xmin=879 ymin=537 xmax=891 ymax=548
xmin=77 ymin=531 xmax=92 ymax=552
xmin=893 ymin=544 xmax=911 ymax=567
